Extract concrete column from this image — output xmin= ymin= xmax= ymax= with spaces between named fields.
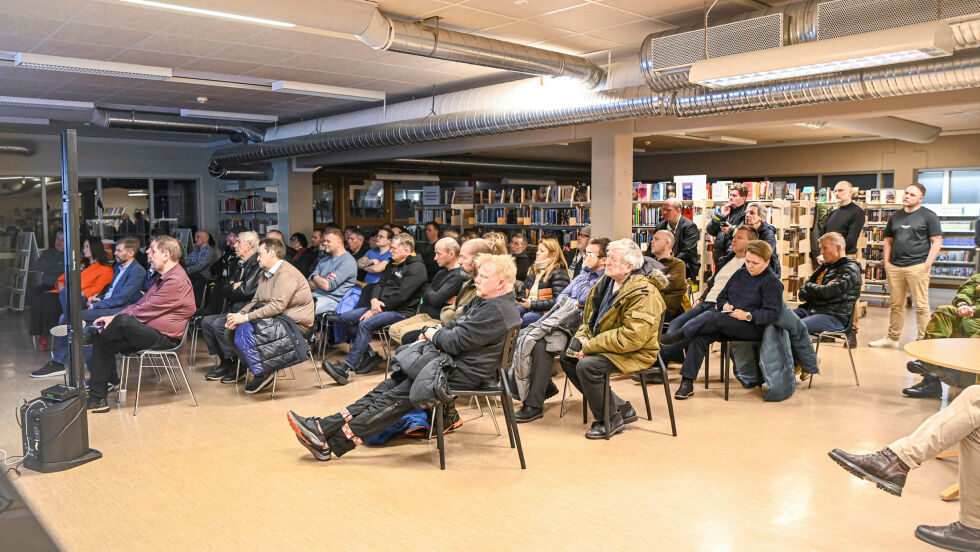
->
xmin=272 ymin=160 xmax=314 ymax=237
xmin=590 ymin=122 xmax=634 ymax=240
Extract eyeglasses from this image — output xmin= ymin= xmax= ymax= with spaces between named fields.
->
xmin=289 ymin=237 xmax=299 ymax=242
xmin=583 ymin=252 xmax=604 ymax=259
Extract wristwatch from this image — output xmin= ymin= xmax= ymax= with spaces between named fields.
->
xmin=745 ymin=312 xmax=753 ymax=322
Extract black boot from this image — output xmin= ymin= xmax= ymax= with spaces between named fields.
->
xmin=206 ymin=358 xmax=234 ymax=381
xmin=903 ymin=375 xmax=942 ymax=399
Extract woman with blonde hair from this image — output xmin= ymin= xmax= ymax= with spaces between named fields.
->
xmin=482 ymin=231 xmax=509 ymax=255
xmin=517 ymin=237 xmax=570 ymax=327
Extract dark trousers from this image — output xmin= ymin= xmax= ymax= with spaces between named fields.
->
xmin=189 ymin=273 xmax=210 ymax=308
xmin=89 ymin=314 xmax=177 ymax=400
xmin=201 ymin=313 xmax=238 ymax=360
xmin=677 ymin=310 xmax=763 ymax=381
xmin=29 ymin=291 xmax=62 ymax=335
xmin=669 ymin=302 xmax=714 ymax=330
xmin=523 ymin=339 xmax=559 ymax=408
xmin=26 ymin=283 xmax=54 ymax=306
xmin=560 ymin=352 xmax=622 ymax=421
xmin=317 ymin=347 xmax=479 ymax=457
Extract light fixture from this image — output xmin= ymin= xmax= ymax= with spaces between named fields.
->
xmin=373 ymin=173 xmax=439 ymax=182
xmin=0 ymin=116 xmax=50 ymax=125
xmin=272 ymin=80 xmax=386 ymax=102
xmin=119 ymin=0 xmax=295 ymax=28
xmin=15 ymin=53 xmax=172 ymax=80
xmin=180 ymin=109 xmax=278 ymax=123
xmin=689 ymin=21 xmax=955 ymax=88
xmin=500 ymin=178 xmax=556 ymax=186
xmin=0 ymin=96 xmax=95 ymax=110
xmin=667 ymin=133 xmax=758 ymax=145
xmin=128 ymin=190 xmax=149 ymax=197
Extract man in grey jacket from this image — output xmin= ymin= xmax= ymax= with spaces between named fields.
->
xmin=286 ymin=254 xmax=521 ymax=462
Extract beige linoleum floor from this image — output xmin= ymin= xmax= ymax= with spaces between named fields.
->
xmin=0 ymin=293 xmax=968 ymax=551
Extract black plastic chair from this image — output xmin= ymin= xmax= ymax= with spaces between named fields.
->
xmin=808 ymin=304 xmax=859 ymax=388
xmin=432 ymin=329 xmax=525 ymax=470
xmin=719 ymin=340 xmax=761 ymax=401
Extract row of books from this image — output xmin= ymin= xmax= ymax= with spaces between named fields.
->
xmin=633 ymin=206 xmax=663 ymax=226
xmin=863 ymin=244 xmax=885 ymax=261
xmin=633 ymin=180 xmax=819 ymax=202
xmin=937 ymin=250 xmax=975 ymax=262
xmin=220 ymin=195 xmax=268 ymax=213
xmin=866 ymin=189 xmax=904 ymax=204
xmin=944 ymin=237 xmax=977 ymax=247
xmin=219 ymin=217 xmax=275 ymax=234
xmin=866 ymin=208 xmax=895 ymax=223
xmin=865 ymin=265 xmax=887 ymax=281
xmin=931 ymin=266 xmax=974 ymax=278
xmin=474 ymin=185 xmax=589 ymax=204
xmin=532 ymin=208 xmax=590 ymax=226
xmin=863 ymin=227 xmax=886 ymax=242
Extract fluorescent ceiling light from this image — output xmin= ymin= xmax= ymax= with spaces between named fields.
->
xmin=373 ymin=173 xmax=439 ymax=182
xmin=272 ymin=80 xmax=385 ymax=102
xmin=0 ymin=116 xmax=50 ymax=125
xmin=689 ymin=21 xmax=955 ymax=88
xmin=15 ymin=53 xmax=172 ymax=80
xmin=128 ymin=190 xmax=149 ymax=197
xmin=119 ymin=0 xmax=295 ymax=27
xmin=0 ymin=96 xmax=95 ymax=110
xmin=180 ymin=109 xmax=278 ymax=123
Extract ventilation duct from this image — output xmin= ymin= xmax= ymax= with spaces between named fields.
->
xmin=91 ymin=110 xmax=264 ymax=143
xmin=0 ymin=142 xmax=35 ymax=155
xmin=348 ymin=156 xmax=590 ymax=175
xmin=210 ymin=163 xmax=274 ymax=180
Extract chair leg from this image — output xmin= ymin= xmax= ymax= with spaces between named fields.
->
xmin=659 ymin=358 xmax=677 ymax=436
xmin=162 ymin=354 xmax=181 ymax=393
xmin=639 ymin=373 xmax=653 ymax=421
xmin=171 ymin=353 xmax=198 ymax=407
xmin=723 ymin=343 xmax=730 ymax=401
xmin=603 ymin=374 xmax=611 ymax=439
xmin=134 ymin=357 xmax=145 ymax=416
xmin=435 ymin=402 xmax=446 ymax=470
xmin=559 ymin=376 xmax=571 ymax=418
xmin=235 ymin=359 xmax=242 ymax=391
xmin=498 ymin=394 xmax=516 ymax=448
xmin=499 ymin=390 xmax=526 ymax=469
xmin=582 ymin=391 xmax=588 ymax=424
xmin=704 ymin=351 xmax=710 ymax=389
xmin=118 ymin=356 xmax=129 ymax=405
xmin=847 ymin=342 xmax=859 ymax=386
xmin=309 ymin=351 xmax=325 ymax=389
xmin=485 ymin=396 xmax=501 ymax=437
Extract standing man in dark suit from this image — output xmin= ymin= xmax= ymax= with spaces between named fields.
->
xmin=653 ymin=198 xmax=700 ymax=281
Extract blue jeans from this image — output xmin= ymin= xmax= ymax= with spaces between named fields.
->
xmin=339 ymin=307 xmax=405 ymax=370
xmin=519 ymin=310 xmax=543 ymax=328
xmin=794 ymin=307 xmax=846 ymax=334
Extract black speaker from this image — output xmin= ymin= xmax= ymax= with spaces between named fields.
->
xmin=21 ymin=395 xmax=101 ymax=473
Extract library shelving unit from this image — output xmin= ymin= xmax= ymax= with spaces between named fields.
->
xmin=471 ymin=184 xmax=591 ymax=245
xmin=217 ymin=183 xmax=279 ymax=236
xmin=413 ymin=204 xmax=476 ymax=236
xmin=929 ymin=205 xmax=978 ymax=287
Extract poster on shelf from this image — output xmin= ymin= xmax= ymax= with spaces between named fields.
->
xmin=674 ymin=174 xmax=707 ymax=201
xmin=454 ymin=186 xmax=474 ymax=204
xmin=422 ymin=186 xmax=441 ymax=205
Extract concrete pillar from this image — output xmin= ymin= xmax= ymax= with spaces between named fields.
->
xmin=272 ymin=160 xmax=314 ymax=237
xmin=590 ymin=122 xmax=634 ymax=240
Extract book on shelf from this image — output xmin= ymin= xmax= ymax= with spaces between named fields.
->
xmin=931 ymin=266 xmax=973 ymax=278
xmin=936 ymin=249 xmax=974 ymax=262
xmin=711 ymin=181 xmax=732 ymax=201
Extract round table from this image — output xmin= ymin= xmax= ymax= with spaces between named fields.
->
xmin=903 ymin=338 xmax=980 ymax=501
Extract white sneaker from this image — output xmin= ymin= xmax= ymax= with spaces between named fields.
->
xmin=49 ymin=322 xmax=86 ymax=337
xmin=869 ymin=336 xmax=900 ymax=348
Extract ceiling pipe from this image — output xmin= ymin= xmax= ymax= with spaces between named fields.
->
xmin=91 ymin=110 xmax=264 ymax=143
xmin=0 ymin=142 xmax=35 ymax=155
xmin=335 ymin=155 xmax=590 ymax=174
xmin=210 ymin=163 xmax=274 ymax=180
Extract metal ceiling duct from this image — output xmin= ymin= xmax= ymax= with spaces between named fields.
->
xmin=0 ymin=142 xmax=35 ymax=155
xmin=355 ymin=12 xmax=606 ymax=89
xmin=91 ymin=110 xmax=264 ymax=143
xmin=210 ymin=163 xmax=274 ymax=180
xmin=358 ymin=156 xmax=590 ymax=175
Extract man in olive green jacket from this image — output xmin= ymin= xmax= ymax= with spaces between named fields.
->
xmin=562 ymin=239 xmax=668 ymax=440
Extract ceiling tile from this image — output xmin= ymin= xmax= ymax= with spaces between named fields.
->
xmin=0 ymin=0 xmax=89 ymax=19
xmin=241 ymin=66 xmax=366 ymax=87
xmin=177 ymin=57 xmax=265 ymax=76
xmin=476 ymin=20 xmax=572 ymax=44
xmin=355 ymin=79 xmax=430 ymax=95
xmin=586 ymin=19 xmax=676 ymax=44
xmin=31 ymin=40 xmax=125 ymax=60
xmin=378 ymin=0 xmax=454 ymax=18
xmin=283 ymin=54 xmax=407 ymax=79
xmin=0 ymin=14 xmax=64 ymax=39
xmin=656 ymin=3 xmax=754 ymax=27
xmin=210 ymin=44 xmax=297 ymax=65
xmin=416 ymin=5 xmax=515 ymax=31
xmin=0 ymin=33 xmax=44 ymax=52
xmin=459 ymin=0 xmax=586 ymax=18
xmin=529 ymin=3 xmax=639 ymax=33
xmin=137 ymin=34 xmax=227 ymax=57
xmin=536 ymin=33 xmax=621 ymax=54
xmin=599 ymin=0 xmax=699 ymax=18
xmin=73 ymin=2 xmax=186 ymax=33
xmin=244 ymin=29 xmax=359 ymax=55
xmin=111 ymin=49 xmax=198 ymax=68
xmin=49 ymin=22 xmax=153 ymax=49
xmin=158 ymin=13 xmax=272 ymax=42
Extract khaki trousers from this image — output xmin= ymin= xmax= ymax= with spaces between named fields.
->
xmin=884 ymin=262 xmax=931 ymax=341
xmin=386 ymin=313 xmax=436 ymax=345
xmin=890 ymin=385 xmax=980 ymax=529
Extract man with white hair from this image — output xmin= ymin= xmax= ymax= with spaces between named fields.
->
xmin=286 ymin=254 xmax=522 ymax=461
xmin=561 ymin=239 xmax=667 ymax=439
xmin=653 ymin=198 xmax=700 ymax=281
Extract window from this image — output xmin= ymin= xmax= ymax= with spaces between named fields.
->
xmin=392 ymin=183 xmax=423 ymax=221
xmin=314 ymin=185 xmax=334 ymax=225
xmin=915 ymin=171 xmax=944 ymax=204
xmin=348 ymin=180 xmax=385 ymax=220
xmin=949 ymin=170 xmax=980 ymax=204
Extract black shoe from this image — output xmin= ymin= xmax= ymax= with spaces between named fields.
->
xmin=86 ymin=395 xmax=109 ymax=413
xmin=294 ymin=435 xmax=331 ymax=461
xmin=674 ymin=378 xmax=694 ymax=400
xmin=903 ymin=376 xmax=942 ymax=399
xmin=914 ymin=521 xmax=980 ymax=552
xmin=220 ymin=364 xmax=247 ymax=384
xmin=845 ymin=330 xmax=857 ymax=349
xmin=544 ymin=381 xmax=560 ymax=401
xmin=631 ymin=371 xmax=663 ymax=384
xmin=322 ymin=361 xmax=349 ymax=386
xmin=660 ymin=330 xmax=685 ymax=346
xmin=828 ymin=447 xmax=909 ymax=496
xmin=205 ymin=359 xmax=233 ymax=381
xmin=244 ymin=373 xmax=275 ymax=394
xmin=619 ymin=401 xmax=638 ymax=424
xmin=442 ymin=404 xmax=463 ymax=434
xmin=353 ymin=350 xmax=382 ymax=375
xmin=287 ymin=411 xmax=328 ymax=449
xmin=906 ymin=360 xmax=929 ymax=375
xmin=515 ymin=405 xmax=543 ymax=423
xmin=30 ymin=361 xmax=66 ymax=378
xmin=585 ymin=412 xmax=625 ymax=439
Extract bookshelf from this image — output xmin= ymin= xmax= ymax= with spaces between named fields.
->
xmin=217 ymin=184 xmax=279 ymax=236
xmin=858 ymin=201 xmax=901 ymax=302
xmin=413 ymin=204 xmax=476 ymax=235
xmin=929 ymin=205 xmax=979 ymax=286
xmin=470 ymin=184 xmax=591 ymax=245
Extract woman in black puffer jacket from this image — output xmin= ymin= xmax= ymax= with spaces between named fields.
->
xmin=517 ymin=237 xmax=570 ymax=327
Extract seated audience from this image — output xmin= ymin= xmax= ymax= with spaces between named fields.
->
xmin=203 ymin=228 xmax=243 ymax=314
xmin=202 ymin=231 xmax=263 ymax=382
xmin=86 ymin=236 xmax=196 ymax=412
xmin=744 ymin=201 xmax=780 ymax=276
xmin=482 ymin=231 xmax=509 ymax=255
xmin=517 ymin=237 xmax=570 ymax=327
xmin=308 ymin=228 xmax=357 ymax=315
xmin=461 ymin=230 xmax=479 ymax=243
xmin=29 ymin=237 xmax=113 ymax=349
xmin=286 ymin=254 xmax=521 ymax=461
xmin=323 ymin=233 xmax=427 ymax=383
xmin=442 ymin=229 xmax=460 ymax=241
xmin=358 ymin=228 xmax=392 ymax=285
xmin=903 ymin=272 xmax=980 ymax=399
xmin=660 ymin=240 xmax=783 ymax=401
xmin=266 ymin=229 xmax=295 ymax=259
xmin=387 ymin=237 xmax=466 ymax=344
xmin=514 ymin=237 xmax=608 ymax=423
xmin=793 ymin=232 xmax=862 ymax=339
xmin=560 ymin=239 xmax=665 ymax=439
xmin=185 ymin=230 xmax=219 ymax=306
xmin=647 ymin=230 xmax=688 ymax=318
xmin=829 ymin=384 xmax=980 ymax=552
xmin=510 ymin=233 xmax=532 ymax=282
xmin=565 ymin=226 xmax=591 ymax=278
xmin=436 ymin=238 xmax=491 ymax=328
xmin=652 ymin=198 xmax=701 ymax=281
xmin=211 ymin=238 xmax=315 ymax=393
xmin=31 ymin=237 xmax=147 ymax=378
xmin=287 ymin=232 xmax=318 ymax=276
xmin=27 ymin=229 xmax=64 ymax=307
xmin=346 ymin=229 xmax=371 ymax=279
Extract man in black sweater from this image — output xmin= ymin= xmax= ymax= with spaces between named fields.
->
xmin=706 ymin=183 xmax=749 ymax=266
xmin=653 ymin=198 xmax=700 ymax=281
xmin=325 ymin=233 xmax=428 ymax=383
xmin=820 ymin=181 xmax=866 ymax=256
xmin=287 ymin=254 xmax=521 ymax=462
xmin=386 ymin=237 xmax=467 ymax=344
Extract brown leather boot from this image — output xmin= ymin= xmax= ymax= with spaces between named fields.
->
xmin=828 ymin=447 xmax=910 ymax=496
xmin=914 ymin=521 xmax=980 ymax=552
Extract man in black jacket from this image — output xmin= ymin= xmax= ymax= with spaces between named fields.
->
xmin=203 ymin=231 xmax=263 ymax=382
xmin=287 ymin=253 xmax=521 ymax=461
xmin=387 ymin=237 xmax=467 ymax=344
xmin=706 ymin=183 xmax=749 ymax=266
xmin=324 ymin=233 xmax=428 ymax=383
xmin=794 ymin=232 xmax=862 ymax=339
xmin=653 ymin=198 xmax=700 ymax=281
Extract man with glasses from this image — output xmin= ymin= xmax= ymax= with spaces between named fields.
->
xmin=358 ymin=228 xmax=393 ymax=285
xmin=652 ymin=198 xmax=700 ymax=281
xmin=565 ymin=226 xmax=591 ymax=278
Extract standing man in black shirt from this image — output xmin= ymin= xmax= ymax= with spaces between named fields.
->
xmin=706 ymin=183 xmax=749 ymax=267
xmin=870 ymin=183 xmax=943 ymax=349
xmin=819 ymin=180 xmax=866 ymax=345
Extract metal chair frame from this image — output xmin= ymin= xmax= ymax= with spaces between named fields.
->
xmin=118 ymin=327 xmax=198 ymax=416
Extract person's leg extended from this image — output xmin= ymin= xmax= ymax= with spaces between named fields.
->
xmin=890 ymin=386 xmax=980 ymax=472
xmin=88 ymin=315 xmax=175 ymax=401
xmin=667 ymin=302 xmax=710 ymax=331
xmin=923 ymin=305 xmax=960 ymax=340
xmin=801 ymin=313 xmax=846 ymax=335
xmin=523 ymin=339 xmax=559 ymax=409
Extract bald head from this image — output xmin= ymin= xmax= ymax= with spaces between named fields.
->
xmin=833 ymin=180 xmax=855 ymax=205
xmin=435 ymin=236 xmax=461 ymax=269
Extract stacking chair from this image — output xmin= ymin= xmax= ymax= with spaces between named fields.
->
xmin=718 ymin=340 xmax=761 ymax=401
xmin=432 ymin=329 xmax=525 ymax=470
xmin=118 ymin=327 xmax=198 ymax=416
xmin=580 ymin=354 xmax=677 ymax=439
xmin=235 ymin=337 xmax=325 ymax=399
xmin=808 ymin=304 xmax=859 ymax=388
